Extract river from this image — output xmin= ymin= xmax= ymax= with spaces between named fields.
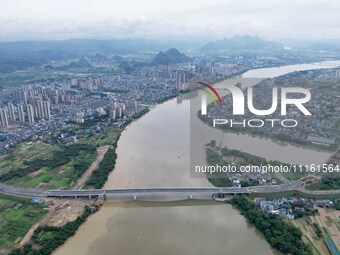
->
xmin=54 ymin=61 xmax=340 ymax=255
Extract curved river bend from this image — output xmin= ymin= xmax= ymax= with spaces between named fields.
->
xmin=54 ymin=61 xmax=340 ymax=255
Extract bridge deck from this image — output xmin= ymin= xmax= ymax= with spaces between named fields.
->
xmin=46 ymin=187 xmax=251 ymax=197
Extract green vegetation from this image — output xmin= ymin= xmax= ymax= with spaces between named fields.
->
xmin=205 ymin=145 xmax=307 ymax=187
xmin=75 ymin=115 xmax=109 ymax=130
xmin=205 ymin=148 xmax=231 ymax=187
xmin=221 ymin=147 xmax=308 ymax=181
xmin=293 ymin=206 xmax=317 ymax=219
xmin=336 ymin=203 xmax=340 ymax=210
xmin=306 ymin=178 xmax=340 ymax=191
xmin=151 ymin=48 xmax=191 ymax=66
xmin=0 ymin=144 xmax=96 ymax=189
xmin=85 ymin=148 xmax=117 ymax=189
xmin=221 ymin=147 xmax=266 ymax=165
xmin=207 ymin=176 xmax=231 ymax=187
xmin=9 ymin=206 xmax=92 ymax=255
xmin=7 ymin=150 xmax=96 ymax=189
xmin=0 ymin=194 xmax=47 ymax=253
xmin=249 ymin=190 xmax=340 ymax=199
xmin=78 ymin=127 xmax=121 ymax=147
xmin=230 ymin=196 xmax=313 ymax=255
xmin=323 ymin=228 xmax=340 ymax=254
xmin=95 ymin=128 xmax=121 ymax=147
xmin=312 ymin=223 xmax=322 ymax=239
xmin=0 ymin=142 xmax=57 ymax=175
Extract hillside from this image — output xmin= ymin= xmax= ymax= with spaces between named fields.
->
xmin=151 ymin=48 xmax=191 ymax=65
xmin=201 ymin=35 xmax=284 ymax=52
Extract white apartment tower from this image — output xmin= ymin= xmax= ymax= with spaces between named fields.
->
xmin=0 ymin=108 xmax=9 ymax=128
xmin=7 ymin=103 xmax=16 ymax=122
xmin=42 ymin=101 xmax=51 ymax=120
xmin=27 ymin=104 xmax=35 ymax=123
xmin=17 ymin=104 xmax=25 ymax=123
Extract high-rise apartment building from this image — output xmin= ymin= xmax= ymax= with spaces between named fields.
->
xmin=37 ymin=100 xmax=44 ymax=119
xmin=42 ymin=101 xmax=51 ymax=120
xmin=0 ymin=108 xmax=9 ymax=128
xmin=7 ymin=103 xmax=16 ymax=122
xmin=27 ymin=104 xmax=35 ymax=124
xmin=17 ymin=104 xmax=25 ymax=123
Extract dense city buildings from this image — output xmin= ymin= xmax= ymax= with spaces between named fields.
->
xmin=1 ymin=52 xmax=339 ymax=152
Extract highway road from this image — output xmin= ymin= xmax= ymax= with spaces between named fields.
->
xmin=1 ymin=182 xmax=340 ymax=199
xmin=0 ymin=183 xmax=46 ymax=197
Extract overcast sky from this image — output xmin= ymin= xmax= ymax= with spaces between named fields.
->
xmin=0 ymin=0 xmax=340 ymax=41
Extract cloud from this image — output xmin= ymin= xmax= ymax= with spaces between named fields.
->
xmin=0 ymin=0 xmax=339 ymax=40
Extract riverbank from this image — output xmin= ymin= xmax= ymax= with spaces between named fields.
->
xmin=199 ymin=114 xmax=337 ymax=153
xmin=230 ymin=196 xmax=313 ymax=255
xmin=48 ymin=61 xmax=340 ymax=255
xmin=9 ymin=204 xmax=101 ymax=255
xmin=198 ymin=61 xmax=340 ymax=153
xmin=53 ymin=85 xmax=282 ymax=255
xmin=0 ymin=107 xmax=151 ymax=254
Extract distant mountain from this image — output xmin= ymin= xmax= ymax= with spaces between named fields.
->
xmin=201 ymin=35 xmax=284 ymax=52
xmin=151 ymin=48 xmax=191 ymax=65
xmin=69 ymin=57 xmax=92 ymax=68
xmin=304 ymin=41 xmax=340 ymax=52
xmin=110 ymin=55 xmax=126 ymax=64
xmin=90 ymin=53 xmax=108 ymax=62
xmin=0 ymin=39 xmax=196 ymax=73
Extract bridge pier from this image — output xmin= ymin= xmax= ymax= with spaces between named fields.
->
xmin=134 ymin=194 xmax=137 ymax=200
xmin=189 ymin=195 xmax=192 ymax=199
xmin=89 ymin=195 xmax=91 ymax=200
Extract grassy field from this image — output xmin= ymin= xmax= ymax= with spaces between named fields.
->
xmin=0 ymin=125 xmax=120 ymax=190
xmin=78 ymin=127 xmax=121 ymax=146
xmin=293 ymin=207 xmax=340 ymax=255
xmin=293 ymin=217 xmax=331 ymax=255
xmin=0 ymin=194 xmax=47 ymax=254
xmin=5 ymin=149 xmax=96 ymax=189
xmin=282 ymin=171 xmax=308 ymax=181
xmin=0 ymin=141 xmax=58 ymax=175
xmin=249 ymin=190 xmax=340 ymax=199
xmin=94 ymin=127 xmax=121 ymax=147
xmin=324 ymin=228 xmax=340 ymax=255
xmin=0 ymin=125 xmax=120 ymax=253
xmin=306 ymin=178 xmax=340 ymax=191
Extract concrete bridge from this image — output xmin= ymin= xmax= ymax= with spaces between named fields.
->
xmin=45 ymin=187 xmax=251 ymax=200
xmin=1 ymin=182 xmax=340 ymax=202
xmin=0 ymin=184 xmax=251 ymax=201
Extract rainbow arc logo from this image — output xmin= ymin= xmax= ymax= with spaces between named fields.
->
xmin=197 ymin=82 xmax=222 ymax=115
